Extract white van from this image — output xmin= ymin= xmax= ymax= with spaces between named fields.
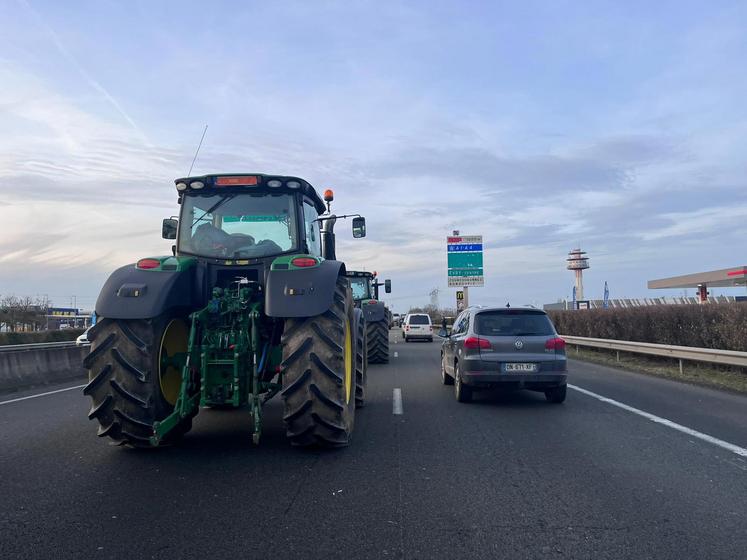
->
xmin=402 ymin=313 xmax=433 ymax=342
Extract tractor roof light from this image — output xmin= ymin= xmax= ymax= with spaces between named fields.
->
xmin=267 ymin=180 xmax=283 ymax=188
xmin=176 ymin=182 xmax=188 ymax=191
xmin=287 ymin=181 xmax=301 ymax=189
xmin=190 ymin=181 xmax=205 ymax=189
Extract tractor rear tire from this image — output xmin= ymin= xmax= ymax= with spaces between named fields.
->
xmin=281 ymin=277 xmax=357 ymax=447
xmin=354 ymin=308 xmax=367 ymax=408
xmin=83 ymin=316 xmax=194 ymax=447
xmin=367 ymin=319 xmax=389 ymax=364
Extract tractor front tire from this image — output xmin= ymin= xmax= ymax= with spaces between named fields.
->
xmin=281 ymin=277 xmax=357 ymax=447
xmin=367 ymin=319 xmax=389 ymax=364
xmin=83 ymin=316 xmax=193 ymax=447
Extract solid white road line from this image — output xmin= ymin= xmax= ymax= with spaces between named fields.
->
xmin=569 ymin=384 xmax=747 ymax=458
xmin=394 ymin=352 xmax=399 ymax=358
xmin=0 ymin=384 xmax=87 ymax=406
xmin=393 ymin=388 xmax=403 ymax=415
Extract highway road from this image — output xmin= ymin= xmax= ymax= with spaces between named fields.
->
xmin=1 ymin=332 xmax=746 ymax=560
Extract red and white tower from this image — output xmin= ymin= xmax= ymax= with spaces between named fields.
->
xmin=567 ymin=248 xmax=590 ymax=301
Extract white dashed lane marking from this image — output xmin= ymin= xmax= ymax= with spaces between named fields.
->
xmin=392 ymin=388 xmax=403 ymax=415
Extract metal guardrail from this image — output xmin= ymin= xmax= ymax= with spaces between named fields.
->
xmin=562 ymin=335 xmax=747 ymax=370
xmin=0 ymin=341 xmax=78 ymax=353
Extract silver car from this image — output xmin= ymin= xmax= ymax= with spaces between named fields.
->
xmin=438 ymin=306 xmax=567 ymax=403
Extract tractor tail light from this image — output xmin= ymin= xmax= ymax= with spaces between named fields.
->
xmin=464 ymin=337 xmax=491 ymax=350
xmin=137 ymin=258 xmax=161 ymax=270
xmin=545 ymin=337 xmax=566 ymax=351
xmin=291 ymin=257 xmax=317 ymax=267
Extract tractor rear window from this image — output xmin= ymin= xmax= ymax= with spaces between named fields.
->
xmin=179 ymin=193 xmax=297 ymax=259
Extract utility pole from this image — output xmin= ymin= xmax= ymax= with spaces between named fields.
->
xmin=451 ymin=229 xmax=470 ymax=308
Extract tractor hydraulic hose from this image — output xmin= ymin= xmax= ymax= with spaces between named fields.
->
xmin=258 ymin=342 xmax=269 ymax=376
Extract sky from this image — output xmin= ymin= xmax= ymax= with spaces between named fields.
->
xmin=1 ymin=0 xmax=747 ymax=313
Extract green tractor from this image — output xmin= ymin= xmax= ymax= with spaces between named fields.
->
xmin=347 ymin=271 xmax=392 ymax=365
xmin=83 ymin=174 xmax=368 ymax=447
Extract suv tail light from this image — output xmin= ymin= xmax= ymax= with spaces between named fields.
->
xmin=464 ymin=336 xmax=491 ymax=350
xmin=545 ymin=337 xmax=566 ymax=351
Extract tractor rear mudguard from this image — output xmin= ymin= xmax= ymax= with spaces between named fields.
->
xmin=265 ymin=260 xmax=346 ymax=318
xmin=362 ymin=301 xmax=386 ymax=322
xmin=95 ymin=264 xmax=202 ymax=320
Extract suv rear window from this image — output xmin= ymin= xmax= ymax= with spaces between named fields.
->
xmin=408 ymin=315 xmax=430 ymax=325
xmin=474 ymin=311 xmax=554 ymax=336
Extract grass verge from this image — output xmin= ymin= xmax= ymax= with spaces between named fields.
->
xmin=568 ymin=346 xmax=747 ymax=394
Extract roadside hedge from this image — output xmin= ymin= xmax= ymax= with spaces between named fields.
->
xmin=0 ymin=329 xmax=85 ymax=346
xmin=548 ymin=304 xmax=747 ymax=352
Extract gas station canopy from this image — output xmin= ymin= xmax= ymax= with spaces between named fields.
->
xmin=648 ymin=266 xmax=747 ymax=289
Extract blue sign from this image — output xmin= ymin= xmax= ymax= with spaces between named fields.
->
xmin=447 ymin=244 xmax=483 ymax=252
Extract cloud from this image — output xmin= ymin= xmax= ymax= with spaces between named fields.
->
xmin=17 ymin=0 xmax=149 ymax=143
xmin=639 ymin=204 xmax=747 ymax=241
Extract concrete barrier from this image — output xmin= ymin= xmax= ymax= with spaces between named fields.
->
xmin=0 ymin=344 xmax=88 ymax=393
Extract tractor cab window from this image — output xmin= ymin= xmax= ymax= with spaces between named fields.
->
xmin=303 ymin=200 xmax=322 ymax=257
xmin=178 ymin=192 xmax=298 ymax=259
xmin=349 ymin=277 xmax=372 ymax=300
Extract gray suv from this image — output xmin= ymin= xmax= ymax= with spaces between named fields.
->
xmin=439 ymin=306 xmax=567 ymax=403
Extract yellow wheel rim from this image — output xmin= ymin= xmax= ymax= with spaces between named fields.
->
xmin=344 ymin=317 xmax=353 ymax=404
xmin=159 ymin=319 xmax=188 ymax=406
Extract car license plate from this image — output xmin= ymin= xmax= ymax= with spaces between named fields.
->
xmin=504 ymin=363 xmax=538 ymax=373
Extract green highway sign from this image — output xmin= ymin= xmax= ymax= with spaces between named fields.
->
xmin=447 ymin=234 xmax=484 ymax=287
xmin=447 ymin=252 xmax=483 ymax=268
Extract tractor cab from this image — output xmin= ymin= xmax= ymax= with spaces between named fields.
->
xmin=348 ymin=271 xmax=375 ymax=302
xmin=347 ymin=270 xmax=392 ymax=303
xmin=162 ymin=174 xmax=347 ymax=262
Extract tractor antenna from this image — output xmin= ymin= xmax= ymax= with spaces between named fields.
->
xmin=187 ymin=124 xmax=209 ymax=176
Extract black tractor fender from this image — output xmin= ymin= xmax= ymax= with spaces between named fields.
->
xmin=95 ymin=264 xmax=201 ymax=320
xmin=361 ymin=301 xmax=387 ymax=323
xmin=265 ymin=260 xmax=347 ymax=318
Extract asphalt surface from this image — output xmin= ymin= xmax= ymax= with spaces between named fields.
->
xmin=1 ymin=332 xmax=746 ymax=560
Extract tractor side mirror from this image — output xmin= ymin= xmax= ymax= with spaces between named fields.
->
xmin=162 ymin=218 xmax=178 ymax=240
xmin=384 ymin=279 xmax=392 ymax=293
xmin=352 ymin=216 xmax=366 ymax=238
